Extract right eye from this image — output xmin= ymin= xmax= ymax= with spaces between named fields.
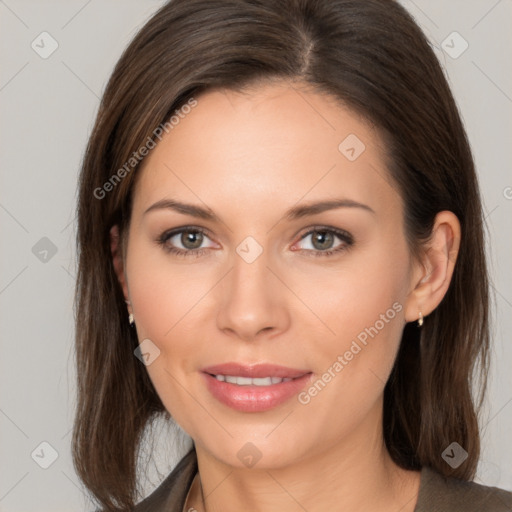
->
xmin=157 ymin=227 xmax=218 ymax=257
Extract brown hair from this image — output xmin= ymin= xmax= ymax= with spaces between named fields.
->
xmin=73 ymin=0 xmax=490 ymax=509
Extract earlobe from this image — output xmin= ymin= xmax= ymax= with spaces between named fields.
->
xmin=110 ymin=225 xmax=129 ymax=301
xmin=404 ymin=211 xmax=461 ymax=324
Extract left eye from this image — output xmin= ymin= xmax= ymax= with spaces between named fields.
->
xmin=294 ymin=228 xmax=352 ymax=253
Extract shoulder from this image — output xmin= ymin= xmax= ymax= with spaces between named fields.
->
xmin=134 ymin=448 xmax=198 ymax=512
xmin=415 ymin=466 xmax=512 ymax=512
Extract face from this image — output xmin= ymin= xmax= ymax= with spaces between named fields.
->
xmin=120 ymin=81 xmax=418 ymax=469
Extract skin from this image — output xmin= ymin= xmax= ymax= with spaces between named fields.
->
xmin=111 ymin=81 xmax=460 ymax=512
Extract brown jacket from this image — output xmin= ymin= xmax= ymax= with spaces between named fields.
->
xmin=134 ymin=449 xmax=512 ymax=511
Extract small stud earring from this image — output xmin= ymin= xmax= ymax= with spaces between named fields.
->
xmin=128 ymin=313 xmax=134 ymax=326
xmin=418 ymin=311 xmax=423 ymax=327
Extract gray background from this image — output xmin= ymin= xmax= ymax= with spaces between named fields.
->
xmin=0 ymin=0 xmax=511 ymax=510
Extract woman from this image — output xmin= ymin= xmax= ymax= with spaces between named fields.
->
xmin=72 ymin=0 xmax=512 ymax=511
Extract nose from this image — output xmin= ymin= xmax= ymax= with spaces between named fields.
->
xmin=215 ymin=248 xmax=290 ymax=342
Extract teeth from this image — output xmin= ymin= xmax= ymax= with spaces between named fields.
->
xmin=214 ymin=375 xmax=293 ymax=386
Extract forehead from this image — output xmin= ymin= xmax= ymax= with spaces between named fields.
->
xmin=133 ymin=81 xmax=400 ymax=219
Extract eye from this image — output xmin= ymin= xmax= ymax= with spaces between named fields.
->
xmin=157 ymin=227 xmax=218 ymax=257
xmin=293 ymin=227 xmax=353 ymax=257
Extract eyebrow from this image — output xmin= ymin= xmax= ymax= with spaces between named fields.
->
xmin=144 ymin=198 xmax=217 ymax=220
xmin=143 ymin=198 xmax=375 ymax=221
xmin=285 ymin=199 xmax=375 ymax=219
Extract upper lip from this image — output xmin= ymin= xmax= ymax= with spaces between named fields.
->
xmin=202 ymin=362 xmax=311 ymax=379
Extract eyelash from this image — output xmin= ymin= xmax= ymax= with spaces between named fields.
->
xmin=156 ymin=227 xmax=213 ymax=259
xmin=156 ymin=225 xmax=354 ymax=258
xmin=296 ymin=226 xmax=354 ymax=257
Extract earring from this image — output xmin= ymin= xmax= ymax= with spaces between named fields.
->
xmin=125 ymin=299 xmax=135 ymax=326
xmin=418 ymin=311 xmax=424 ymax=327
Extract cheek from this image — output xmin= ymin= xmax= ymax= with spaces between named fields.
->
xmin=298 ymin=241 xmax=408 ymax=347
xmin=125 ymin=249 xmax=207 ymax=418
xmin=297 ymin=241 xmax=409 ymax=403
xmin=123 ymin=246 xmax=206 ymax=405
xmin=125 ymin=236 xmax=213 ymax=341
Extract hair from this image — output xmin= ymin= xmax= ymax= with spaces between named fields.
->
xmin=73 ymin=0 xmax=490 ymax=509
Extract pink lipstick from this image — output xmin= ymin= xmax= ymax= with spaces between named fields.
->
xmin=202 ymin=362 xmax=313 ymax=412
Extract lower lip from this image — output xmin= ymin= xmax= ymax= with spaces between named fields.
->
xmin=202 ymin=372 xmax=313 ymax=412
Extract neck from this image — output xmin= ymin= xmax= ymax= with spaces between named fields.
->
xmin=186 ymin=405 xmax=420 ymax=512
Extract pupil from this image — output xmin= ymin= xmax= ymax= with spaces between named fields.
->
xmin=182 ymin=231 xmax=203 ymax=249
xmin=313 ymin=231 xmax=333 ymax=250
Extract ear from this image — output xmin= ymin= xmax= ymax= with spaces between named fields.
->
xmin=404 ymin=211 xmax=461 ymax=323
xmin=110 ymin=225 xmax=130 ymax=305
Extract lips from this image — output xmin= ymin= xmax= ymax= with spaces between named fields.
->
xmin=201 ymin=362 xmax=313 ymax=412
xmin=201 ymin=362 xmax=310 ymax=379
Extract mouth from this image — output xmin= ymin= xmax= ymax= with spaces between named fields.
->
xmin=208 ymin=374 xmax=296 ymax=385
xmin=201 ymin=362 xmax=313 ymax=412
